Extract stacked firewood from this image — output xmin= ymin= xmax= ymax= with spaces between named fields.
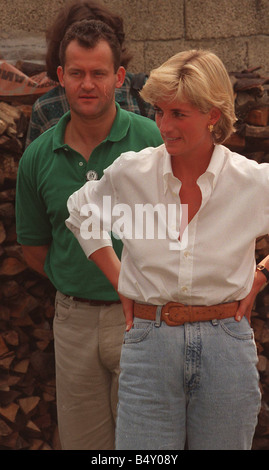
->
xmin=227 ymin=66 xmax=269 ymax=162
xmin=0 ymin=100 xmax=59 ymax=449
xmin=0 ymin=66 xmax=268 ymax=450
xmin=224 ymin=67 xmax=269 ymax=450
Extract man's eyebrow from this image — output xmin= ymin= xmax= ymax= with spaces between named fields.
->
xmin=66 ymin=66 xmax=82 ymax=72
xmin=93 ymin=68 xmax=108 ymax=73
xmin=67 ymin=66 xmax=108 ymax=72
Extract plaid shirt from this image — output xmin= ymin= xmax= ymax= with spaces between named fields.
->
xmin=25 ymin=72 xmax=155 ymax=147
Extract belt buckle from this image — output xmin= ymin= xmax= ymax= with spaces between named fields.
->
xmin=162 ymin=302 xmax=191 ymax=326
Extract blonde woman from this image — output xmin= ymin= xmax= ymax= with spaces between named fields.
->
xmin=66 ymin=50 xmax=268 ymax=450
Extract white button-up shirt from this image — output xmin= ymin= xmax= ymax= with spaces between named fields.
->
xmin=66 ymin=144 xmax=269 ymax=306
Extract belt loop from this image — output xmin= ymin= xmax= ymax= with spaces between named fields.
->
xmin=154 ymin=305 xmax=162 ymax=328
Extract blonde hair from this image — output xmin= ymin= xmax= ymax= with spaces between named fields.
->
xmin=140 ymin=49 xmax=236 ymax=144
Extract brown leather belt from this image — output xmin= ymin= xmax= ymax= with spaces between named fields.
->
xmin=134 ymin=301 xmax=239 ymax=326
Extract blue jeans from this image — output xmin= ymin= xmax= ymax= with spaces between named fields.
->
xmin=116 ymin=314 xmax=261 ymax=450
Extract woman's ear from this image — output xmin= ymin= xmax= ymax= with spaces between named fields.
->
xmin=209 ymin=107 xmax=221 ymax=126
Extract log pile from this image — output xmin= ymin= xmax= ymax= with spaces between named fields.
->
xmin=225 ymin=67 xmax=269 ymax=450
xmin=0 ymin=100 xmax=59 ymax=449
xmin=227 ymin=66 xmax=269 ymax=163
xmin=0 ymin=66 xmax=268 ymax=450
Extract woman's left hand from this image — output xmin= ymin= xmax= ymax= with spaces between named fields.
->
xmin=235 ymin=270 xmax=266 ymax=324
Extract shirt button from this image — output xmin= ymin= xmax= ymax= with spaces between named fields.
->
xmin=184 ymin=251 xmax=190 ymax=258
xmin=181 ymin=286 xmax=188 ymax=293
xmin=79 ymin=162 xmax=84 ymax=167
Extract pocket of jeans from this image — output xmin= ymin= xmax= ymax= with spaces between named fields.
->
xmin=219 ymin=316 xmax=254 ymax=341
xmin=54 ymin=295 xmax=71 ymax=322
xmin=123 ymin=320 xmax=153 ymax=344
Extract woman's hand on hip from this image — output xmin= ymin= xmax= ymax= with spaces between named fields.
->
xmin=119 ymin=294 xmax=134 ymax=331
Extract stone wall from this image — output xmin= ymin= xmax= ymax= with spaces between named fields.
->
xmin=0 ymin=0 xmax=269 ymax=75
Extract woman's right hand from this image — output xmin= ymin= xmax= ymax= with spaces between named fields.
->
xmin=119 ymin=294 xmax=134 ymax=331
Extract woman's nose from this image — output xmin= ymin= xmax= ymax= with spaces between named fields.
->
xmin=158 ymin=114 xmax=172 ymax=133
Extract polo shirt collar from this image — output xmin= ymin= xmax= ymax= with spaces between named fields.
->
xmin=106 ymin=102 xmax=131 ymax=142
xmin=52 ymin=111 xmax=71 ymax=152
xmin=52 ymin=103 xmax=130 ymax=153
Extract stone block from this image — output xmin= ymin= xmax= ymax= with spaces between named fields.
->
xmin=144 ymin=39 xmax=185 ymax=73
xmin=144 ymin=37 xmax=249 ymax=74
xmin=126 ymin=41 xmax=145 ymax=73
xmin=247 ymin=36 xmax=269 ymax=75
xmin=185 ymin=0 xmax=269 ymax=39
xmin=104 ymin=0 xmax=184 ymax=41
xmin=185 ymin=37 xmax=249 ymax=72
xmin=0 ymin=0 xmax=65 ymax=34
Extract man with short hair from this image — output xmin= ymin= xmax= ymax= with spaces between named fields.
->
xmin=16 ymin=19 xmax=163 ymax=450
xmin=25 ymin=0 xmax=155 ymax=148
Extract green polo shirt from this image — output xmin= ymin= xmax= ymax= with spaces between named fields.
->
xmin=16 ymin=104 xmax=162 ymax=300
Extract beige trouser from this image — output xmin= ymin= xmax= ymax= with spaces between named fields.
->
xmin=53 ymin=291 xmax=125 ymax=450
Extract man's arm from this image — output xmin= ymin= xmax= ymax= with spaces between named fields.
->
xmin=235 ymin=254 xmax=269 ymax=323
xmin=21 ymin=245 xmax=50 ymax=277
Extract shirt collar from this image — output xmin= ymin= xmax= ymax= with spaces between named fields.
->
xmin=162 ymin=144 xmax=227 ymax=193
xmin=52 ymin=103 xmax=130 ymax=153
xmin=162 ymin=146 xmax=173 ymax=193
xmin=52 ymin=111 xmax=71 ymax=152
xmin=201 ymin=144 xmax=227 ymax=190
xmin=105 ymin=102 xmax=131 ymax=142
